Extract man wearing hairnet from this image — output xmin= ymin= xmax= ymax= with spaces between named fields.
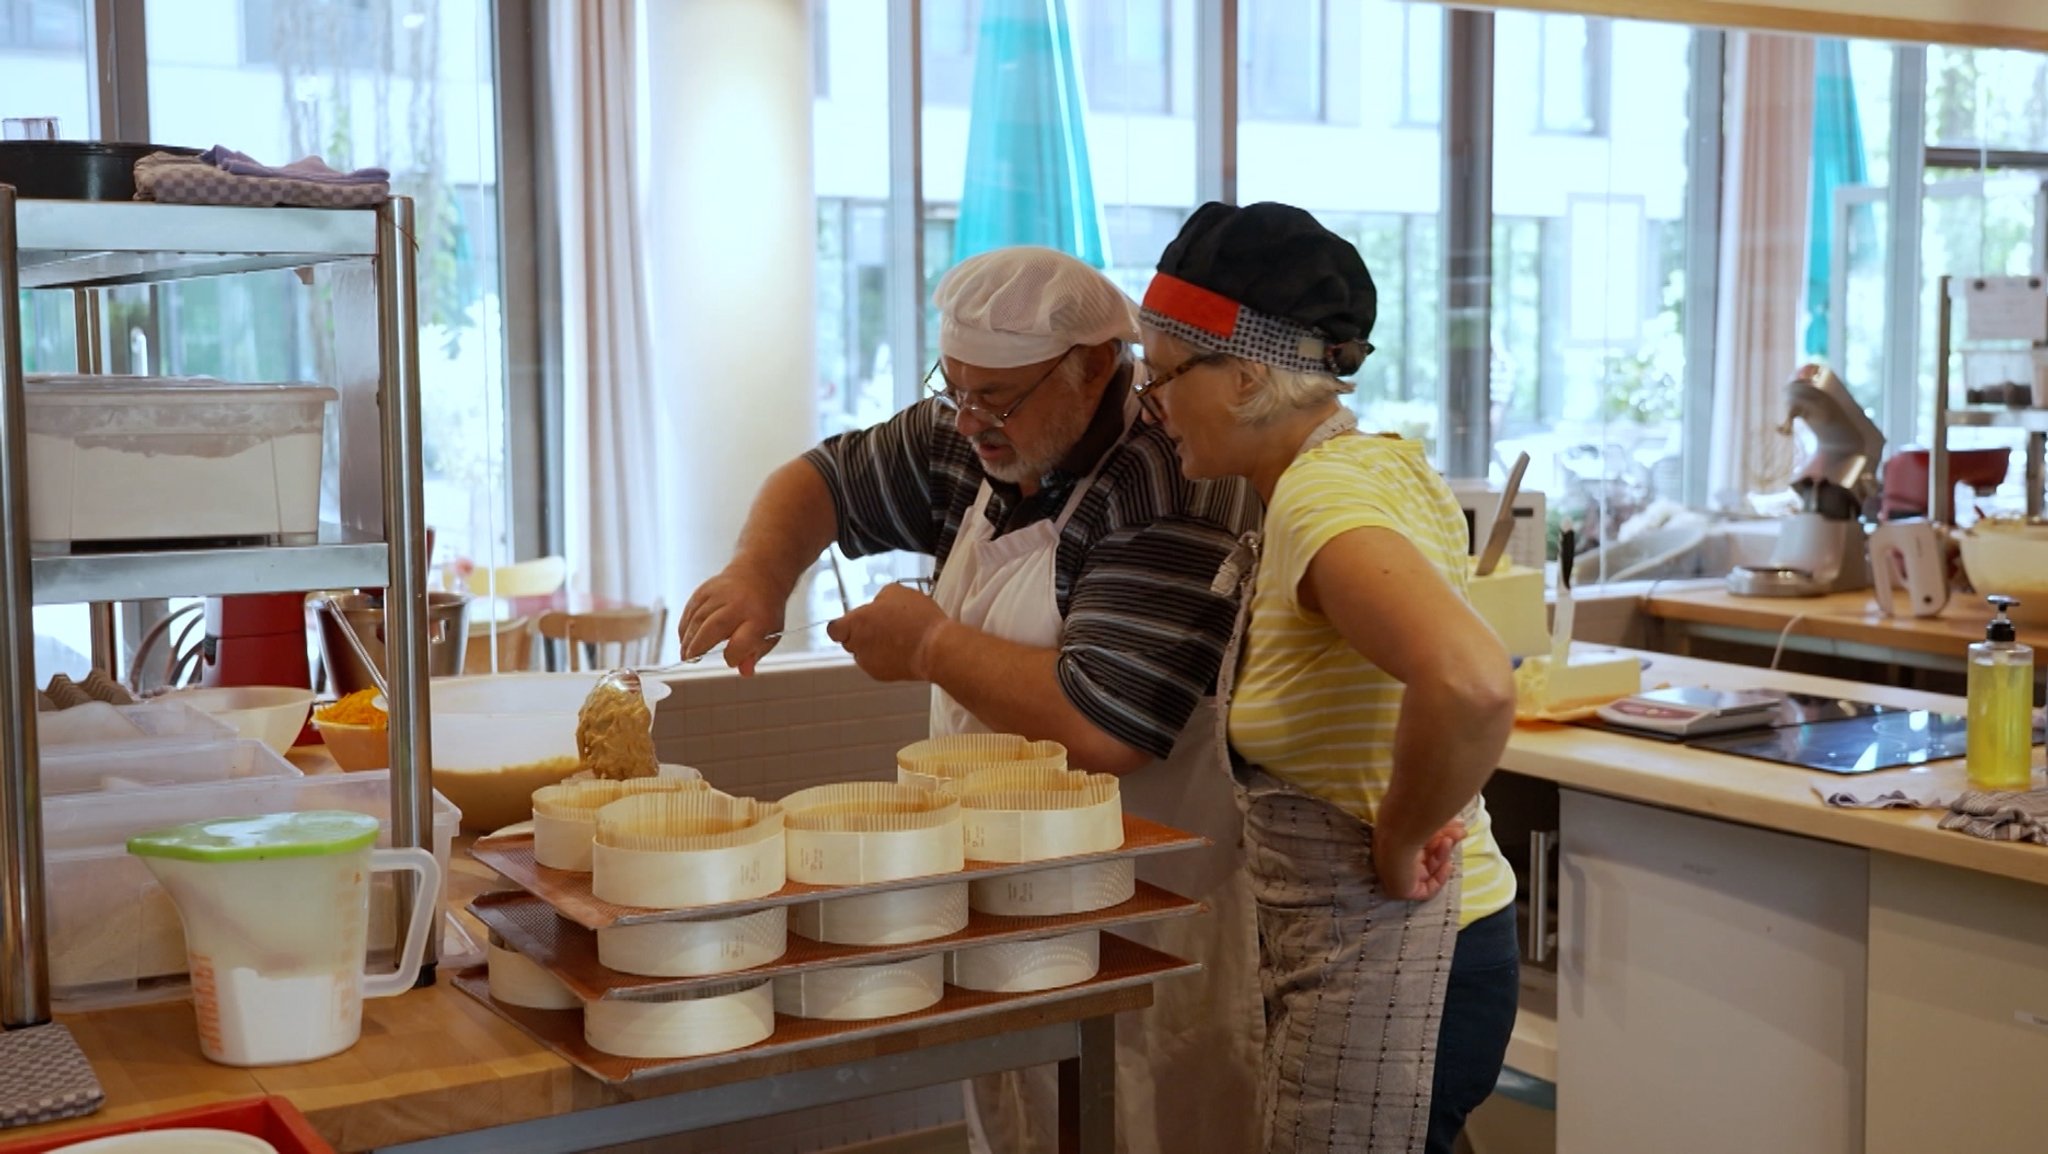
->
xmin=682 ymin=246 xmax=1262 ymax=1154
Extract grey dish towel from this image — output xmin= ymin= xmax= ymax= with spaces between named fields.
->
xmin=0 ymin=1023 xmax=104 ymax=1129
xmin=1813 ymin=781 xmax=1954 ymax=809
xmin=1940 ymin=787 xmax=2048 ymax=844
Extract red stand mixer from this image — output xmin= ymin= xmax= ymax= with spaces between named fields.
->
xmin=199 ymin=592 xmax=319 ymax=745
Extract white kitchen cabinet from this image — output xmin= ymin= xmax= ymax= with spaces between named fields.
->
xmin=1866 ymin=853 xmax=2048 ymax=1154
xmin=1556 ymin=790 xmax=1868 ymax=1154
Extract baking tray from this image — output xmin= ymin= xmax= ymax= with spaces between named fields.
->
xmin=452 ymin=931 xmax=1196 ymax=1084
xmin=470 ymin=814 xmax=1205 ymax=930
xmin=472 ymin=881 xmax=1201 ymax=1000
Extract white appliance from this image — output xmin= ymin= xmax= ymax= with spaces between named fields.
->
xmin=1557 ymin=790 xmax=1867 ymax=1154
xmin=1452 ymin=480 xmax=1546 ymax=574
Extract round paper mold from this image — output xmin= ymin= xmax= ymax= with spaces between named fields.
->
xmin=780 ymin=782 xmax=963 ymax=885
xmin=772 ymin=953 xmax=945 ymax=1021
xmin=896 ymin=734 xmax=1066 ymax=790
xmin=488 ymin=938 xmax=582 ymax=1010
xmin=597 ymin=905 xmax=788 ymax=977
xmin=532 ymin=776 xmax=711 ymax=872
xmin=583 ymin=978 xmax=775 ymax=1059
xmin=789 ymin=882 xmax=969 ymax=946
xmin=948 ymin=929 xmax=1100 ymax=993
xmin=969 ymin=858 xmax=1136 ymax=917
xmin=955 ymin=767 xmax=1123 ymax=863
xmin=591 ymin=793 xmax=785 ymax=909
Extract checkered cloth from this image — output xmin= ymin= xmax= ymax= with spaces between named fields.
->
xmin=0 ymin=1023 xmax=104 ymax=1129
xmin=1940 ymin=787 xmax=2048 ymax=844
xmin=134 ymin=151 xmax=389 ymax=208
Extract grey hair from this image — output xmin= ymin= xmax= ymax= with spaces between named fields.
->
xmin=1232 ymin=360 xmax=1353 ymax=425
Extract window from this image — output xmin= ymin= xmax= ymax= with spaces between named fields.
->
xmin=811 ymin=0 xmax=829 ymax=99
xmin=149 ymin=0 xmax=510 ymax=573
xmin=1399 ymin=4 xmax=1442 ymax=127
xmin=1243 ymin=0 xmax=1319 ymax=122
xmin=922 ymin=0 xmax=978 ymax=106
xmin=0 ymin=0 xmax=83 ymax=50
xmin=1492 ymin=14 xmax=1689 ymax=554
xmin=1079 ymin=0 xmax=1170 ymax=115
xmin=1537 ymin=14 xmax=1609 ymax=136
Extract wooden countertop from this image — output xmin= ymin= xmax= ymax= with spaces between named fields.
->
xmin=1640 ymin=582 xmax=2048 ymax=666
xmin=1504 ymin=649 xmax=2048 ymax=888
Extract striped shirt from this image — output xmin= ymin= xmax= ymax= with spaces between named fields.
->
xmin=1227 ymin=433 xmax=1515 ymax=927
xmin=804 ymin=378 xmax=1260 ymax=759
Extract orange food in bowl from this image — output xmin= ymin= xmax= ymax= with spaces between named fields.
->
xmin=316 ymin=719 xmax=390 ymax=772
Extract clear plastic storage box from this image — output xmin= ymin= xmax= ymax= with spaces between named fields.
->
xmin=43 ymin=768 xmax=461 ymax=1009
xmin=43 ymin=734 xmax=300 ymax=797
xmin=24 ymin=375 xmax=337 ymax=549
xmin=37 ymin=700 xmax=240 ymax=785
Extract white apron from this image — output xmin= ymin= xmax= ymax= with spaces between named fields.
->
xmin=937 ymin=409 xmax=1262 ymax=1154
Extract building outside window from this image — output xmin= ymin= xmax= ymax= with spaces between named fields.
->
xmin=1240 ymin=0 xmax=1360 ymax=126
xmin=1078 ymin=0 xmax=1170 ymax=116
xmin=1537 ymin=14 xmax=1610 ymax=137
xmin=1398 ymin=3 xmax=1442 ymax=127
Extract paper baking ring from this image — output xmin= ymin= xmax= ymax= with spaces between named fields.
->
xmin=968 ymin=858 xmax=1136 ymax=916
xmin=947 ymin=929 xmax=1100 ymax=993
xmin=591 ymin=793 xmax=786 ymax=909
xmin=772 ymin=953 xmax=945 ymax=1021
xmin=788 ymin=882 xmax=969 ymax=946
xmin=532 ymin=777 xmax=710 ymax=872
xmin=488 ymin=939 xmax=581 ymax=1010
xmin=956 ymin=768 xmax=1124 ymax=863
xmin=583 ymin=979 xmax=775 ymax=1059
xmin=780 ymin=783 xmax=964 ymax=884
xmin=596 ymin=905 xmax=789 ymax=977
xmin=896 ymin=734 xmax=1066 ymax=790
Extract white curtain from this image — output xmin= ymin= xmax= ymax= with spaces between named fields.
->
xmin=1709 ymin=32 xmax=1817 ymax=510
xmin=550 ymin=0 xmax=666 ymax=610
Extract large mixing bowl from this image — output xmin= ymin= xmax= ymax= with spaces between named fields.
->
xmin=1956 ymin=518 xmax=2048 ymax=625
xmin=429 ymin=672 xmax=673 ymax=833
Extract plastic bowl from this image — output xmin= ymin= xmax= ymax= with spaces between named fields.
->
xmin=314 ymin=719 xmax=390 ymax=772
xmin=160 ymin=686 xmax=315 ymax=756
xmin=429 ymin=673 xmax=673 ymax=833
xmin=1958 ymin=520 xmax=2048 ymax=625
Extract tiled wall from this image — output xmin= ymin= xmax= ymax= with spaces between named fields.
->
xmin=643 ymin=655 xmax=966 ymax=1153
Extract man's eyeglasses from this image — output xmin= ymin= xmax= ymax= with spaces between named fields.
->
xmin=923 ymin=352 xmax=1070 ymax=429
xmin=1133 ymin=351 xmax=1227 ymax=422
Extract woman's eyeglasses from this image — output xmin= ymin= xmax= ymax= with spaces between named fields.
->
xmin=1133 ymin=352 xmax=1227 ymax=421
xmin=923 ymin=352 xmax=1071 ymax=429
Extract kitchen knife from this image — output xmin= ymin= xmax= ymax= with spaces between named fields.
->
xmin=1550 ymin=526 xmax=1577 ymax=669
xmin=1474 ymin=452 xmax=1532 ymax=577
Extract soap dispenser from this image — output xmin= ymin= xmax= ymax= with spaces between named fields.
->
xmin=1966 ymin=595 xmax=2034 ymax=791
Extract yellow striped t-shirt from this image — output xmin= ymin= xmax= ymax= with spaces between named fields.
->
xmin=1228 ymin=433 xmax=1515 ymax=928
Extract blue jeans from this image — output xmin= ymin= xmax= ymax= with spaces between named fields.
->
xmin=1427 ymin=904 xmax=1522 ymax=1154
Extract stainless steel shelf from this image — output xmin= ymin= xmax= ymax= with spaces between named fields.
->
xmin=30 ymin=523 xmax=387 ymax=605
xmin=1943 ymin=407 xmax=2048 ymax=433
xmin=13 ymin=200 xmax=377 ymax=289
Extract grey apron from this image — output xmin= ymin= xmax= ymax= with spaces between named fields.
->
xmin=1213 ymin=409 xmax=1462 ymax=1154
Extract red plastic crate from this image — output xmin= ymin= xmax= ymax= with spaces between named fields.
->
xmin=0 ymin=1096 xmax=332 ymax=1153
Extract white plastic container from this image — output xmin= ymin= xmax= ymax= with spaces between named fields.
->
xmin=23 ymin=376 xmax=335 ymax=548
xmin=42 ymin=735 xmax=301 ymax=798
xmin=42 ymin=768 xmax=460 ymax=1009
xmin=37 ymin=699 xmax=237 ymax=766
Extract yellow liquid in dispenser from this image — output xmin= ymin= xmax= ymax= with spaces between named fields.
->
xmin=1966 ymin=657 xmax=2035 ymax=791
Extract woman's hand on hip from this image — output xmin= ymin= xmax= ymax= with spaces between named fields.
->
xmin=827 ymin=582 xmax=954 ymax=682
xmin=1375 ymin=818 xmax=1465 ymax=902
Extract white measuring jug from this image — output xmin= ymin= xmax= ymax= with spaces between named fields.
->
xmin=127 ymin=810 xmax=441 ymax=1067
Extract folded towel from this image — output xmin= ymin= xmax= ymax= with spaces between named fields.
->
xmin=199 ymin=145 xmax=390 ymax=185
xmin=1940 ymin=787 xmax=2048 ymax=845
xmin=1813 ymin=781 xmax=1956 ymax=810
xmin=0 ymin=1023 xmax=103 ymax=1129
xmin=135 ymin=151 xmax=388 ymax=208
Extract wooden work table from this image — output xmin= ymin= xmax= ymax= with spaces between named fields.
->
xmin=1639 ymin=580 xmax=2048 ymax=672
xmin=11 ymin=754 xmax=1152 ymax=1153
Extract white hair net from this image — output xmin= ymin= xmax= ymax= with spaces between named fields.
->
xmin=932 ymin=246 xmax=1140 ymax=369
